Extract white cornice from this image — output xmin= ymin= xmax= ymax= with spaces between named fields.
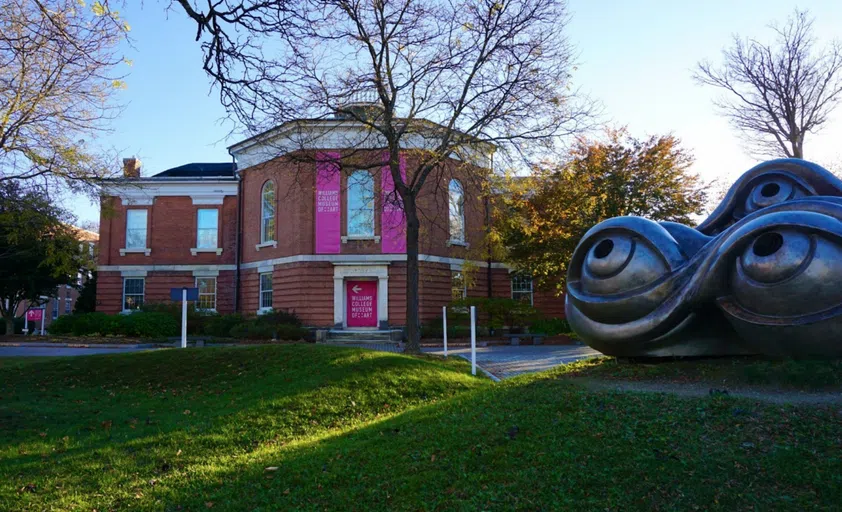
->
xmin=104 ymin=181 xmax=238 ymax=205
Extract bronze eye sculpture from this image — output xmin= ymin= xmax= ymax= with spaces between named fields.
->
xmin=566 ymin=159 xmax=842 ymax=358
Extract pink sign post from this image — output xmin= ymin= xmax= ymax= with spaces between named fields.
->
xmin=346 ymin=280 xmax=377 ymax=327
xmin=25 ymin=309 xmax=43 ymax=322
xmin=315 ymin=151 xmax=341 ymax=254
xmin=381 ymin=153 xmax=407 ymax=253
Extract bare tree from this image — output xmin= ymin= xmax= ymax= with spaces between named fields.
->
xmin=695 ymin=9 xmax=842 ymax=159
xmin=0 ymin=0 xmax=129 ymax=193
xmin=172 ymin=0 xmax=593 ymax=352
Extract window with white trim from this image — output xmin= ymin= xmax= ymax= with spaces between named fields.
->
xmin=64 ymin=297 xmax=72 ymax=314
xmin=347 ymin=171 xmax=375 ymax=236
xmin=126 ymin=210 xmax=148 ymax=249
xmin=261 ymin=181 xmax=276 ymax=243
xmin=52 ymin=298 xmax=59 ymax=319
xmin=259 ymin=272 xmax=273 ymax=310
xmin=123 ymin=278 xmax=145 ymax=311
xmin=451 ymin=272 xmax=467 ymax=301
xmin=448 ymin=179 xmax=465 ymax=242
xmin=197 ymin=209 xmax=219 ymax=249
xmin=196 ymin=277 xmax=217 ymax=311
xmin=511 ymin=274 xmax=534 ymax=305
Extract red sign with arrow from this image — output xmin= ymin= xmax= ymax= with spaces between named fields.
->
xmin=346 ymin=280 xmax=377 ymax=327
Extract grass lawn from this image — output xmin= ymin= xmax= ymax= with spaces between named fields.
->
xmin=562 ymin=356 xmax=842 ymax=391
xmin=1 ymin=345 xmax=840 ymax=511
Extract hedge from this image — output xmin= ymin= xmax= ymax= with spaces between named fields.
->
xmin=48 ymin=312 xmax=178 ymax=338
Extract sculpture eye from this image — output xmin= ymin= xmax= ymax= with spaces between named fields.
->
xmin=744 ymin=177 xmax=809 ymax=214
xmin=580 ymin=234 xmax=669 ymax=296
xmin=732 ymin=229 xmax=842 ymax=317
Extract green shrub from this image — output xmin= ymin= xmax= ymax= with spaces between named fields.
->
xmin=448 ymin=297 xmax=539 ymax=331
xmin=529 ymin=317 xmax=572 ymax=336
xmin=229 ymin=320 xmax=308 ymax=341
xmin=119 ymin=312 xmax=179 ymax=338
xmin=47 ymin=314 xmax=76 ymax=335
xmin=229 ymin=321 xmax=274 ymax=340
xmin=141 ymin=302 xmax=209 ymax=335
xmin=204 ymin=313 xmax=245 ymax=338
xmin=256 ymin=309 xmax=302 ymax=328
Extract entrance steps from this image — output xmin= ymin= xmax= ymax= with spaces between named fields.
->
xmin=323 ymin=329 xmax=403 ymax=344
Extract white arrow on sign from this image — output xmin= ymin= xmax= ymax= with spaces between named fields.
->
xmin=352 ymin=285 xmax=362 ymax=294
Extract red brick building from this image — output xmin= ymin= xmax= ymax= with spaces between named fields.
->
xmin=97 ymin=119 xmax=563 ymax=330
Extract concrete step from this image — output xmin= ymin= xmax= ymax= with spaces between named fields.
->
xmin=325 ymin=329 xmax=402 ymax=342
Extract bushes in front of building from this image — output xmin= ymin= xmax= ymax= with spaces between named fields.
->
xmin=141 ymin=302 xmax=210 ymax=335
xmin=227 ymin=311 xmax=307 ymax=341
xmin=48 ymin=312 xmax=179 ymax=338
xmin=447 ymin=297 xmax=539 ymax=332
xmin=528 ymin=317 xmax=572 ymax=336
xmin=203 ymin=313 xmax=246 ymax=338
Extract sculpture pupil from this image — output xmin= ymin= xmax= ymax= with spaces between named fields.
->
xmin=752 ymin=232 xmax=783 ymax=257
xmin=593 ymin=239 xmax=614 ymax=259
xmin=760 ymin=182 xmax=780 ymax=198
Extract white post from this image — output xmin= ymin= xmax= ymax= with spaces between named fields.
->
xmin=24 ymin=310 xmax=28 ymax=333
xmin=181 ymin=289 xmax=188 ymax=348
xmin=442 ymin=306 xmax=448 ymax=358
xmin=41 ymin=310 xmax=45 ymax=335
xmin=470 ymin=305 xmax=476 ymax=376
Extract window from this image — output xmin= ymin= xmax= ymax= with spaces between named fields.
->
xmin=197 ymin=209 xmax=219 ymax=249
xmin=451 ymin=272 xmax=466 ymax=301
xmin=347 ymin=171 xmax=375 ymax=236
xmin=65 ymin=297 xmax=72 ymax=314
xmin=52 ymin=298 xmax=59 ymax=320
xmin=261 ymin=181 xmax=276 ymax=243
xmin=126 ymin=210 xmax=148 ymax=249
xmin=259 ymin=273 xmax=273 ymax=310
xmin=448 ymin=179 xmax=465 ymax=242
xmin=511 ymin=274 xmax=534 ymax=305
xmin=123 ymin=278 xmax=145 ymax=311
xmin=196 ymin=277 xmax=217 ymax=311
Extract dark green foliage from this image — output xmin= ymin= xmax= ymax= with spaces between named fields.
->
xmin=73 ymin=272 xmax=97 ymax=314
xmin=229 ymin=320 xmax=307 ymax=340
xmin=255 ymin=309 xmax=302 ymax=328
xmin=528 ymin=317 xmax=572 ymax=336
xmin=203 ymin=313 xmax=246 ymax=338
xmin=47 ymin=312 xmax=177 ymax=338
xmin=449 ymin=297 xmax=539 ymax=331
xmin=0 ymin=182 xmax=90 ymax=334
xmin=141 ymin=302 xmax=209 ymax=335
xmin=118 ymin=312 xmax=179 ymax=338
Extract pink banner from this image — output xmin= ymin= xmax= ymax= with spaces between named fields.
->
xmin=315 ymin=152 xmax=341 ymax=254
xmin=381 ymin=153 xmax=407 ymax=253
xmin=26 ymin=309 xmax=43 ymax=321
xmin=346 ymin=280 xmax=377 ymax=327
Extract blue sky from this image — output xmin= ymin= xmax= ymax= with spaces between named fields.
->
xmin=69 ymin=0 xmax=842 ymax=225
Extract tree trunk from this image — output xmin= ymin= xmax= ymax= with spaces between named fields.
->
xmin=4 ymin=315 xmax=14 ymax=336
xmin=404 ymin=195 xmax=422 ymax=354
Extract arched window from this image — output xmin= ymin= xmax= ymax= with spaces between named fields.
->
xmin=448 ymin=179 xmax=465 ymax=242
xmin=261 ymin=181 xmax=276 ymax=243
xmin=347 ymin=171 xmax=375 ymax=236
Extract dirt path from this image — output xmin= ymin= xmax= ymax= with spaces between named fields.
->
xmin=575 ymin=377 xmax=842 ymax=406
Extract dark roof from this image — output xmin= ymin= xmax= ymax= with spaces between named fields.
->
xmin=151 ymin=162 xmax=236 ymax=178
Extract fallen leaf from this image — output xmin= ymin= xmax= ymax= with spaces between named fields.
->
xmin=205 ymin=501 xmax=214 ymax=508
xmin=431 ymin=454 xmax=436 ymax=462
xmin=283 ymin=489 xmax=290 ymax=495
xmin=265 ymin=466 xmax=279 ymax=472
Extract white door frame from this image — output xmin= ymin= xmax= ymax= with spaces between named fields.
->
xmin=333 ymin=263 xmax=389 ymax=329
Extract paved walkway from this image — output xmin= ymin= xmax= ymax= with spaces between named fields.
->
xmin=0 ymin=346 xmax=153 ymax=357
xmin=328 ymin=342 xmax=602 ymax=379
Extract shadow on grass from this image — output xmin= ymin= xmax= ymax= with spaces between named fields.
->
xmin=2 ymin=345 xmax=841 ymax=511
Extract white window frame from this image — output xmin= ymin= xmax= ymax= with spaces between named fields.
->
xmin=125 ymin=209 xmax=148 ymax=250
xmin=195 ymin=276 xmax=217 ymax=312
xmin=261 ymin=181 xmax=276 ymax=244
xmin=511 ymin=274 xmax=534 ymax=306
xmin=196 ymin=208 xmax=219 ymax=249
xmin=448 ymin=179 xmax=466 ymax=245
xmin=64 ymin=297 xmax=72 ymax=314
xmin=346 ymin=170 xmax=376 ymax=238
xmin=52 ymin=298 xmax=59 ymax=320
xmin=259 ymin=272 xmax=273 ymax=312
xmin=122 ymin=278 xmax=145 ymax=312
